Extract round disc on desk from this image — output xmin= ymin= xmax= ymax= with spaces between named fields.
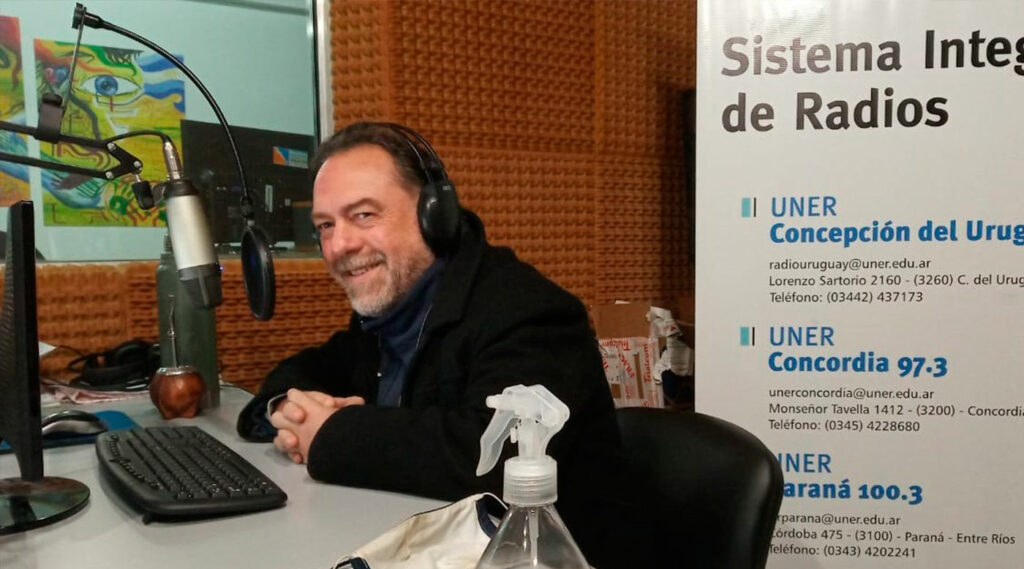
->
xmin=0 ymin=476 xmax=90 ymax=535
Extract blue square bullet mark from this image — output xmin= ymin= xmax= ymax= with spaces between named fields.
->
xmin=741 ymin=198 xmax=757 ymax=219
xmin=740 ymin=326 xmax=753 ymax=346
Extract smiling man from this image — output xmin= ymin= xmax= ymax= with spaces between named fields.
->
xmin=315 ymin=142 xmax=436 ymax=318
xmin=236 ymin=122 xmax=631 ymax=568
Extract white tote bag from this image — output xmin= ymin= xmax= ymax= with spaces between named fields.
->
xmin=331 ymin=493 xmax=506 ymax=569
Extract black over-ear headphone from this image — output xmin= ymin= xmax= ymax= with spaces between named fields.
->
xmin=68 ymin=339 xmax=160 ymax=391
xmin=377 ymin=123 xmax=462 ymax=256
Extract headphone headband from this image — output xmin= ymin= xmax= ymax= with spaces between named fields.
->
xmin=375 ymin=122 xmax=449 ymax=186
xmin=387 ymin=123 xmax=444 ymax=181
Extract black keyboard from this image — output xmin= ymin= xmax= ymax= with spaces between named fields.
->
xmin=95 ymin=426 xmax=286 ymax=519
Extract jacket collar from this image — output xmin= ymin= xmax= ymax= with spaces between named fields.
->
xmin=357 ymin=259 xmax=444 ymax=336
xmin=424 ymin=209 xmax=486 ymax=332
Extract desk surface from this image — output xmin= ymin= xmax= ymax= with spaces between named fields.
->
xmin=0 ymin=387 xmax=445 ymax=569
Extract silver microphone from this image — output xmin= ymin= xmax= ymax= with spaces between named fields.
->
xmin=161 ymin=141 xmax=222 ymax=308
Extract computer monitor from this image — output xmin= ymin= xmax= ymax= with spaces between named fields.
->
xmin=180 ymin=120 xmax=317 ymax=251
xmin=0 ymin=201 xmax=89 ymax=535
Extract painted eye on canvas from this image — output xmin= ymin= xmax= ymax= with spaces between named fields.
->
xmin=0 ymin=47 xmax=13 ymax=70
xmin=78 ymin=74 xmax=141 ymax=97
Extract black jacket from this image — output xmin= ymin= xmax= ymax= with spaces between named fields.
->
xmin=238 ymin=211 xmax=633 ymax=567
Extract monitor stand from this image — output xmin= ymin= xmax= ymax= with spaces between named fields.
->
xmin=0 ymin=476 xmax=90 ymax=535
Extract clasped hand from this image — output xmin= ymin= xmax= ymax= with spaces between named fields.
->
xmin=270 ymin=389 xmax=365 ymax=464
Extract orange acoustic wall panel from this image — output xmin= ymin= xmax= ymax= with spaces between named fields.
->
xmin=330 ymin=0 xmax=696 ymax=316
xmin=3 ymin=259 xmax=349 ymax=393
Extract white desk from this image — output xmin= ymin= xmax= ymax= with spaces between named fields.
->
xmin=0 ymin=387 xmax=445 ymax=569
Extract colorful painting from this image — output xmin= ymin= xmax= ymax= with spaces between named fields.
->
xmin=34 ymin=39 xmax=185 ymax=226
xmin=0 ymin=16 xmax=30 ymax=206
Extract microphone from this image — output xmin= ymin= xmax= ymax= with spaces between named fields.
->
xmin=160 ymin=141 xmax=222 ymax=308
xmin=76 ymin=2 xmax=271 ymax=317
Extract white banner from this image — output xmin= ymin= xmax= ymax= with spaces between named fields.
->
xmin=696 ymin=1 xmax=1024 ymax=567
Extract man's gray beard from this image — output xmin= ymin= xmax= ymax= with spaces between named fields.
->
xmin=338 ymin=277 xmax=394 ymax=316
xmin=333 ymin=252 xmax=433 ymax=317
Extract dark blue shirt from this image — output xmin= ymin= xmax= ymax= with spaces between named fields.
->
xmin=358 ymin=260 xmax=445 ymax=406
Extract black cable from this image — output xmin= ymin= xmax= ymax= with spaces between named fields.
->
xmin=105 ymin=129 xmax=171 ymax=145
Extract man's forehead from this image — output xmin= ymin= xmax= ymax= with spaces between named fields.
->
xmin=316 ymin=148 xmax=394 ymax=190
xmin=319 ymin=145 xmax=399 ymax=179
xmin=312 ymin=147 xmax=414 ymax=213
xmin=318 ymin=144 xmax=419 ymax=189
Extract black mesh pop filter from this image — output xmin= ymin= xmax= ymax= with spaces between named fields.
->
xmin=241 ymin=225 xmax=275 ymax=321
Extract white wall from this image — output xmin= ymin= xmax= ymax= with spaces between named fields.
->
xmin=0 ymin=0 xmax=315 ymax=260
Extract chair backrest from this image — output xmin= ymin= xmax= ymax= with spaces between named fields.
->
xmin=616 ymin=408 xmax=783 ymax=569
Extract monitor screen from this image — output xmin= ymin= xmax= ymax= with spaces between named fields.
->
xmin=0 ymin=201 xmax=89 ymax=535
xmin=0 ymin=201 xmax=43 ymax=482
xmin=180 ymin=120 xmax=316 ymax=250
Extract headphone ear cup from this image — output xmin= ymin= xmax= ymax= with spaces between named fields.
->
xmin=107 ymin=339 xmax=152 ymax=366
xmin=71 ymin=340 xmax=159 ymax=389
xmin=418 ymin=180 xmax=461 ymax=255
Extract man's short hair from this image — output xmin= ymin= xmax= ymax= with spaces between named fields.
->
xmin=311 ymin=122 xmax=427 ymax=192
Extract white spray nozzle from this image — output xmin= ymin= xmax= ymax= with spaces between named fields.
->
xmin=475 ymin=384 xmax=569 ymax=479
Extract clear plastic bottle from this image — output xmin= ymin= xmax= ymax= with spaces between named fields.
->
xmin=475 ymin=385 xmax=590 ymax=569
xmin=478 ymin=503 xmax=588 ymax=569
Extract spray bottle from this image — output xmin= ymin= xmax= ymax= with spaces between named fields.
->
xmin=475 ymin=385 xmax=589 ymax=569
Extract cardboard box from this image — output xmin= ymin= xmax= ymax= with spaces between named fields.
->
xmin=591 ymin=303 xmax=664 ymax=408
xmin=591 ymin=302 xmax=655 ymax=339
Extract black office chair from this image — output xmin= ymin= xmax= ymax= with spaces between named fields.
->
xmin=616 ymin=408 xmax=784 ymax=569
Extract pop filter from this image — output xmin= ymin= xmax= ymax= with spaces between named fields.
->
xmin=240 ymin=225 xmax=275 ymax=321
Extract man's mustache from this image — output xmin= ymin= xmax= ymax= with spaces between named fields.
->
xmin=331 ymin=253 xmax=386 ymax=274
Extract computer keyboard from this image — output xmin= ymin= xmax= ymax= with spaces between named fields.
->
xmin=95 ymin=426 xmax=287 ymax=519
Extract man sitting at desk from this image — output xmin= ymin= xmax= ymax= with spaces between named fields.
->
xmin=237 ymin=122 xmax=628 ymax=567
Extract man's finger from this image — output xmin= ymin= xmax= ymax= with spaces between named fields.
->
xmin=273 ymin=429 xmax=298 ymax=453
xmin=289 ymin=452 xmax=304 ymax=464
xmin=286 ymin=388 xmax=325 ymax=410
xmin=333 ymin=396 xmax=366 ymax=407
xmin=271 ymin=397 xmax=288 ymax=414
xmin=280 ymin=400 xmax=307 ymax=423
xmin=270 ymin=410 xmax=297 ymax=432
xmin=306 ymin=391 xmax=338 ymax=406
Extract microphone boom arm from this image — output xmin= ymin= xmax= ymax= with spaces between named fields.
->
xmin=73 ymin=3 xmax=255 ymax=222
xmin=0 ymin=119 xmax=146 ymax=182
